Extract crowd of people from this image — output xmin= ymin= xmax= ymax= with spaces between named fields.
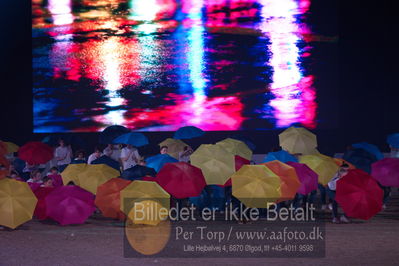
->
xmin=1 ymin=132 xmax=398 ymax=226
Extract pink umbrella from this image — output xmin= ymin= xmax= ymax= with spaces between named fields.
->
xmin=286 ymin=162 xmax=318 ymax=195
xmin=48 ymin=174 xmax=63 ymax=187
xmin=371 ymin=158 xmax=399 ymax=187
xmin=45 ymin=186 xmax=95 ymax=225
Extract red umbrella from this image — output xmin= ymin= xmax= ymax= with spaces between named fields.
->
xmin=371 ymin=158 xmax=399 ymax=187
xmin=18 ymin=142 xmax=53 ymax=165
xmin=28 ymin=182 xmax=41 ymax=192
xmin=95 ymin=178 xmax=131 ymax=220
xmin=33 ymin=187 xmax=55 ymax=220
xmin=221 ymin=155 xmax=250 ymax=187
xmin=286 ymin=162 xmax=318 ymax=195
xmin=156 ymin=162 xmax=206 ymax=199
xmin=142 ymin=176 xmax=157 ymax=182
xmin=48 ymin=174 xmax=63 ymax=187
xmin=335 ymin=169 xmax=383 ymax=220
xmin=45 ymin=186 xmax=95 ymax=225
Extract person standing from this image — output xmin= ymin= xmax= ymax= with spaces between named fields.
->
xmin=88 ymin=147 xmax=103 ymax=164
xmin=54 ymin=139 xmax=72 ymax=172
xmin=120 ymin=145 xmax=140 ymax=170
xmin=103 ymin=144 xmax=121 ymax=162
xmin=327 ymin=163 xmax=351 ymax=223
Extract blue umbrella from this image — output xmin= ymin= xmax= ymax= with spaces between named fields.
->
xmin=121 ymin=165 xmax=156 ymax=181
xmin=91 ymin=155 xmax=120 ymax=171
xmin=189 ymin=189 xmax=210 ymax=210
xmin=387 ymin=133 xmax=399 ymax=149
xmin=99 ymin=125 xmax=130 ymax=144
xmin=146 ymin=154 xmax=178 ymax=172
xmin=71 ymin=159 xmax=87 ymax=165
xmin=189 ymin=186 xmax=225 ymax=211
xmin=173 ymin=126 xmax=204 ymax=139
xmin=352 ymin=142 xmax=384 ymax=160
xmin=263 ymin=150 xmax=298 ymax=163
xmin=112 ymin=132 xmax=149 ymax=147
xmin=343 ymin=148 xmax=377 ymax=174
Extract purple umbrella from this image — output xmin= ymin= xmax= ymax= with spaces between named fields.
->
xmin=371 ymin=158 xmax=399 ymax=187
xmin=286 ymin=162 xmax=318 ymax=195
xmin=45 ymin=186 xmax=95 ymax=225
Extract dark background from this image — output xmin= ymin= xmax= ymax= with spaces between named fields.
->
xmin=0 ymin=0 xmax=397 ymax=156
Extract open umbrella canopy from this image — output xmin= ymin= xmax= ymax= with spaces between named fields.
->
xmin=99 ymin=125 xmax=130 ymax=144
xmin=0 ymin=179 xmax=38 ymax=229
xmin=1 ymin=141 xmax=19 ymax=154
xmin=33 ymin=187 xmax=55 ymax=220
xmin=47 ymin=174 xmax=63 ymax=187
xmin=286 ymin=162 xmax=318 ymax=195
xmin=299 ymin=154 xmax=339 ymax=186
xmin=146 ymin=154 xmax=178 ymax=173
xmin=18 ymin=141 xmax=53 ymax=165
xmin=232 ymin=165 xmax=281 ymax=208
xmin=0 ymin=141 xmax=7 ymax=155
xmin=95 ymin=178 xmax=131 ymax=220
xmin=263 ymin=150 xmax=298 ymax=163
xmin=173 ymin=126 xmax=204 ymax=139
xmin=352 ymin=142 xmax=384 ymax=160
xmin=279 ymin=127 xmax=317 ymax=155
xmin=113 ymin=132 xmax=149 ymax=147
xmin=215 ymin=138 xmax=253 ymax=161
xmin=343 ymin=148 xmax=377 ymax=174
xmin=371 ymin=158 xmax=399 ymax=187
xmin=77 ymin=164 xmax=120 ymax=194
xmin=190 ymin=144 xmax=235 ymax=185
xmin=121 ymin=165 xmax=157 ymax=181
xmin=387 ymin=133 xmax=399 ymax=149
xmin=335 ymin=169 xmax=383 ymax=220
xmin=156 ymin=162 xmax=206 ymax=199
xmin=229 ymin=135 xmax=256 ymax=152
xmin=262 ymin=160 xmax=301 ymax=201
xmin=91 ymin=155 xmax=120 ymax=171
xmin=61 ymin=163 xmax=87 ymax=186
xmin=222 ymin=155 xmax=251 ymax=187
xmin=45 ymin=186 xmax=95 ymax=225
xmin=0 ymin=154 xmax=10 ymax=169
xmin=158 ymin=138 xmax=189 ymax=159
xmin=120 ymin=181 xmax=170 ymax=225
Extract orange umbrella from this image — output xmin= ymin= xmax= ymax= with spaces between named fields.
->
xmin=333 ymin=158 xmax=356 ymax=169
xmin=262 ymin=160 xmax=301 ymax=201
xmin=0 ymin=155 xmax=10 ymax=168
xmin=95 ymin=178 xmax=131 ymax=220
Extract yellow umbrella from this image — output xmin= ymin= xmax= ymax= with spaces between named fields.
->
xmin=120 ymin=181 xmax=170 ymax=226
xmin=77 ymin=164 xmax=119 ymax=194
xmin=0 ymin=179 xmax=38 ymax=229
xmin=61 ymin=163 xmax=87 ymax=186
xmin=158 ymin=138 xmax=189 ymax=159
xmin=125 ymin=219 xmax=171 ymax=255
xmin=216 ymin=138 xmax=253 ymax=161
xmin=279 ymin=127 xmax=317 ymax=155
xmin=232 ymin=165 xmax=281 ymax=208
xmin=299 ymin=154 xmax=339 ymax=186
xmin=190 ymin=144 xmax=235 ymax=185
xmin=3 ymin=142 xmax=19 ymax=154
xmin=127 ymin=200 xmax=169 ymax=226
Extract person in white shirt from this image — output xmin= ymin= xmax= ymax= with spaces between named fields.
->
xmin=120 ymin=145 xmax=140 ymax=170
xmin=54 ymin=139 xmax=72 ymax=170
xmin=26 ymin=170 xmax=43 ymax=184
xmin=88 ymin=147 xmax=103 ymax=164
xmin=103 ymin=144 xmax=121 ymax=162
xmin=327 ymin=163 xmax=350 ymax=224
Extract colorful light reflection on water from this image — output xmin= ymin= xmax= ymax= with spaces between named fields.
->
xmin=32 ymin=0 xmax=318 ymax=132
